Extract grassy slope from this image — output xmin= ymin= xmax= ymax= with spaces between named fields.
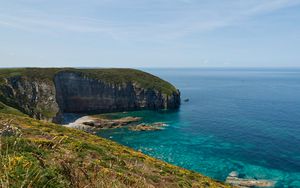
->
xmin=0 ymin=113 xmax=231 ymax=188
xmin=0 ymin=102 xmax=27 ymax=117
xmin=0 ymin=68 xmax=177 ymax=95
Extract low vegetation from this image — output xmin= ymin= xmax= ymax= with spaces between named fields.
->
xmin=0 ymin=102 xmax=26 ymax=117
xmin=0 ymin=112 xmax=231 ymax=188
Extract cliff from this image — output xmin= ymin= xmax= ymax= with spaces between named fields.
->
xmin=0 ymin=68 xmax=180 ymax=122
xmin=0 ymin=68 xmax=231 ymax=188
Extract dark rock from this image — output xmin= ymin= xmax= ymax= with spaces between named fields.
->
xmin=184 ymin=98 xmax=189 ymax=102
xmin=54 ymin=72 xmax=180 ymax=115
xmin=0 ymin=70 xmax=180 ymax=122
xmin=0 ymin=76 xmax=59 ymax=121
xmin=83 ymin=121 xmax=95 ymax=126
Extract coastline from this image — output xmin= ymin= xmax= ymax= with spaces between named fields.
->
xmin=62 ymin=115 xmax=96 ymax=130
xmin=0 ymin=113 xmax=231 ymax=187
xmin=62 ymin=113 xmax=167 ymax=133
xmin=63 ymin=112 xmax=276 ymax=188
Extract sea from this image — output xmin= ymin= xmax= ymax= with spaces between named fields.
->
xmin=97 ymin=68 xmax=300 ymax=188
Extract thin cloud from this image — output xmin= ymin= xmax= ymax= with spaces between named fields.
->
xmin=0 ymin=0 xmax=299 ymax=41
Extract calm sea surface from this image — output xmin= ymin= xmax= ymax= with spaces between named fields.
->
xmin=97 ymin=68 xmax=300 ymax=188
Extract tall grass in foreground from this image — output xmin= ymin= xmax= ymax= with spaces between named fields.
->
xmin=0 ymin=114 xmax=231 ymax=188
xmin=0 ymin=120 xmax=58 ymax=188
xmin=0 ymin=120 xmax=149 ymax=188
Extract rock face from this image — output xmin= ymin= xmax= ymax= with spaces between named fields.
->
xmin=0 ymin=76 xmax=59 ymax=121
xmin=55 ymin=72 xmax=179 ymax=114
xmin=0 ymin=69 xmax=180 ymax=122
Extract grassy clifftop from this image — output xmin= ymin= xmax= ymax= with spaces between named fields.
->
xmin=0 ymin=68 xmax=178 ymax=95
xmin=0 ymin=113 xmax=230 ymax=188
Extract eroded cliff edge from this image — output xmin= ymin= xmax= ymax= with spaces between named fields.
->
xmin=0 ymin=68 xmax=180 ymax=122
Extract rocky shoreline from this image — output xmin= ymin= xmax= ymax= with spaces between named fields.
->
xmin=62 ymin=114 xmax=276 ymax=188
xmin=226 ymin=171 xmax=275 ymax=188
xmin=62 ymin=114 xmax=167 ymax=133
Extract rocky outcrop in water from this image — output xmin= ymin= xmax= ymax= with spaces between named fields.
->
xmin=82 ymin=116 xmax=142 ymax=129
xmin=0 ymin=68 xmax=180 ymax=122
xmin=226 ymin=171 xmax=275 ymax=188
xmin=128 ymin=122 xmax=167 ymax=131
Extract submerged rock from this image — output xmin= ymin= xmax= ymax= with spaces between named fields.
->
xmin=129 ymin=122 xmax=167 ymax=131
xmin=184 ymin=98 xmax=189 ymax=102
xmin=226 ymin=171 xmax=275 ymax=187
xmin=152 ymin=122 xmax=167 ymax=127
xmin=229 ymin=171 xmax=239 ymax=178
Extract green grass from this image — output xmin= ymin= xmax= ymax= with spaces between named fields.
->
xmin=0 ymin=102 xmax=27 ymax=117
xmin=0 ymin=68 xmax=178 ymax=95
xmin=0 ymin=113 xmax=231 ymax=188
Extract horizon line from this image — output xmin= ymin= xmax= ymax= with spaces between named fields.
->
xmin=0 ymin=66 xmax=300 ymax=69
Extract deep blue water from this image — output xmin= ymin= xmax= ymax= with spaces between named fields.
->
xmin=97 ymin=68 xmax=300 ymax=187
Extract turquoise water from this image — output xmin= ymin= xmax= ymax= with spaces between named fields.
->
xmin=97 ymin=68 xmax=300 ymax=187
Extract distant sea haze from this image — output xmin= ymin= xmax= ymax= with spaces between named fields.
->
xmin=98 ymin=68 xmax=300 ymax=188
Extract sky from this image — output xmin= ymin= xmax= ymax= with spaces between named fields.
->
xmin=0 ymin=0 xmax=300 ymax=68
